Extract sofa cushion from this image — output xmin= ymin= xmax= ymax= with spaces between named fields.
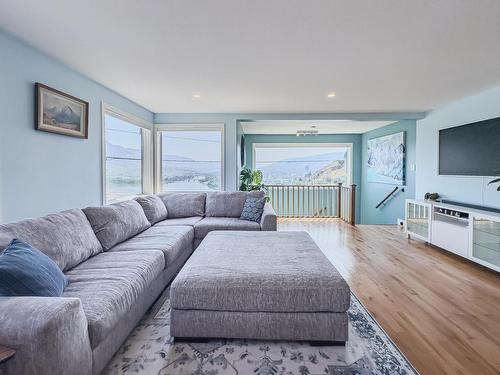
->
xmin=110 ymin=225 xmax=193 ymax=268
xmin=83 ymin=200 xmax=151 ymax=250
xmin=240 ymin=196 xmax=266 ymax=223
xmin=194 ymin=217 xmax=261 ymax=239
xmin=157 ymin=193 xmax=206 ymax=218
xmin=0 ymin=209 xmax=102 ymax=271
xmin=154 ymin=216 xmax=203 ymax=227
xmin=0 ymin=239 xmax=68 ymax=297
xmin=205 ymin=191 xmax=265 ymax=217
xmin=135 ymin=195 xmax=168 ymax=225
xmin=63 ymin=250 xmax=164 ymax=348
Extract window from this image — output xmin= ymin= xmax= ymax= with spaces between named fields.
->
xmin=253 ymin=143 xmax=352 ymax=185
xmin=102 ymin=105 xmax=152 ymax=203
xmin=155 ymin=124 xmax=224 ymax=192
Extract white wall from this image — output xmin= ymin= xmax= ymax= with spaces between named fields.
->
xmin=416 ymin=86 xmax=500 ymax=208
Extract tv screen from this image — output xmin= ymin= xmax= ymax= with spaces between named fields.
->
xmin=439 ymin=117 xmax=500 ymax=176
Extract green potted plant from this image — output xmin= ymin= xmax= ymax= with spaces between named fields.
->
xmin=239 ymin=167 xmax=269 ymax=201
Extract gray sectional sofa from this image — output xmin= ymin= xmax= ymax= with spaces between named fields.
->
xmin=0 ymin=191 xmax=276 ymax=375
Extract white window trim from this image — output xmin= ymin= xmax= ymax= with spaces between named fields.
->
xmin=154 ymin=123 xmax=225 ymax=192
xmin=252 ymin=142 xmax=353 ymax=185
xmin=101 ymin=102 xmax=154 ymax=204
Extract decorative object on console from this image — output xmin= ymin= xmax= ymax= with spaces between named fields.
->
xmin=424 ymin=192 xmax=440 ymax=201
xmin=0 ymin=239 xmax=68 ymax=297
xmin=35 ymin=83 xmax=89 ymax=138
xmin=367 ymin=131 xmax=406 ymax=185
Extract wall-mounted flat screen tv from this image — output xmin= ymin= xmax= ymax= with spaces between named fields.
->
xmin=439 ymin=117 xmax=500 ymax=176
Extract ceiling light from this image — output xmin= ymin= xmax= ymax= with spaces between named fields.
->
xmin=297 ymin=129 xmax=319 ymax=136
xmin=192 ymin=94 xmax=201 ymax=99
xmin=327 ymin=92 xmax=336 ymax=98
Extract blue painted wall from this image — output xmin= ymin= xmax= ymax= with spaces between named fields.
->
xmin=360 ymin=120 xmax=416 ymax=224
xmin=416 ymin=86 xmax=500 ymax=209
xmin=0 ymin=30 xmax=153 ymax=223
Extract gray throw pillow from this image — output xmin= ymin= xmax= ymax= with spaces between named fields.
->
xmin=240 ymin=196 xmax=266 ymax=223
xmin=0 ymin=209 xmax=102 ymax=271
xmin=135 ymin=195 xmax=168 ymax=225
xmin=157 ymin=193 xmax=206 ymax=218
xmin=83 ymin=200 xmax=151 ymax=250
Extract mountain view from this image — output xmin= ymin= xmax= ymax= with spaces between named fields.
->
xmin=161 ymin=154 xmax=221 ymax=191
xmin=256 ymin=151 xmax=348 ymax=185
xmin=106 ymin=142 xmax=348 ymax=202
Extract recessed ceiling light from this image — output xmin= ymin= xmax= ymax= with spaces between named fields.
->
xmin=192 ymin=94 xmax=201 ymax=99
xmin=327 ymin=92 xmax=336 ymax=98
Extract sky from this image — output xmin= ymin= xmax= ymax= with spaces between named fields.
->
xmin=105 ymin=114 xmax=142 ymax=149
xmin=161 ymin=131 xmax=221 ymax=161
xmin=255 ymin=146 xmax=348 ymax=162
xmin=106 ymin=114 xmax=348 ymax=164
xmin=106 ymin=114 xmax=222 ymax=162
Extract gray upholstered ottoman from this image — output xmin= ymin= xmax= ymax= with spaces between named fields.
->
xmin=170 ymin=231 xmax=350 ymax=344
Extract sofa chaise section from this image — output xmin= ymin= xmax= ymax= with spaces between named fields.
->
xmin=63 ymin=250 xmax=165 ymax=349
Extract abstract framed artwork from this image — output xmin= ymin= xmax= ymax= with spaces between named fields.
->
xmin=35 ymin=83 xmax=89 ymax=138
xmin=367 ymin=131 xmax=405 ymax=185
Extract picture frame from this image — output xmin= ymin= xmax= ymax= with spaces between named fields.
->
xmin=35 ymin=83 xmax=89 ymax=139
xmin=367 ymin=131 xmax=406 ymax=185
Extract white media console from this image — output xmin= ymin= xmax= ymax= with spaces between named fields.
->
xmin=405 ymin=199 xmax=500 ymax=272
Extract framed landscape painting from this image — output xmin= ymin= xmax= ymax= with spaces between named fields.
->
xmin=35 ymin=83 xmax=89 ymax=138
xmin=367 ymin=131 xmax=405 ymax=185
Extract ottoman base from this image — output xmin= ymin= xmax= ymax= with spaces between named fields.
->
xmin=170 ymin=308 xmax=348 ymax=343
xmin=172 ymin=337 xmax=345 ymax=346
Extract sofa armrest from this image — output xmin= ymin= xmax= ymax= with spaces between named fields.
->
xmin=260 ymin=202 xmax=277 ymax=231
xmin=0 ymin=297 xmax=92 ymax=375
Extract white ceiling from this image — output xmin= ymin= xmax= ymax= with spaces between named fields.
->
xmin=2 ymin=1 xmax=500 ymax=114
xmin=241 ymin=120 xmax=395 ymax=134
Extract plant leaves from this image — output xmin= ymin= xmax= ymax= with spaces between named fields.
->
xmin=488 ymin=178 xmax=500 ymax=185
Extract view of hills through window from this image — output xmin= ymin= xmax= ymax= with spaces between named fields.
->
xmin=160 ymin=130 xmax=222 ymax=191
xmin=254 ymin=145 xmax=350 ymax=185
xmin=105 ymin=114 xmax=143 ymax=203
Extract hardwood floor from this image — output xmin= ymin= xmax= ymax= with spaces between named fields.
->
xmin=278 ymin=218 xmax=500 ymax=375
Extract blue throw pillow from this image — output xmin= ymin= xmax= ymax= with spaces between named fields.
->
xmin=240 ymin=196 xmax=266 ymax=223
xmin=0 ymin=239 xmax=68 ymax=297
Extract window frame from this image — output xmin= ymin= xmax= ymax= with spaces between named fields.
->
xmin=154 ymin=123 xmax=225 ymax=193
xmin=101 ymin=102 xmax=153 ymax=204
xmin=252 ymin=142 xmax=353 ymax=185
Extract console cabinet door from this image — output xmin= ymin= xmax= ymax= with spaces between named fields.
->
xmin=471 ymin=216 xmax=500 ymax=272
xmin=406 ymin=200 xmax=431 ymax=241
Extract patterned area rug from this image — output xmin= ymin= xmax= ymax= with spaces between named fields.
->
xmin=103 ymin=290 xmax=418 ymax=375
